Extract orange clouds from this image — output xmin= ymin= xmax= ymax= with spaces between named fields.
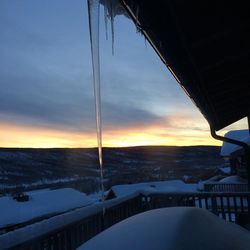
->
xmin=0 ymin=122 xmax=96 ymax=148
xmin=0 ymin=118 xmax=219 ymax=148
xmin=3 ymin=113 xmax=243 ymax=148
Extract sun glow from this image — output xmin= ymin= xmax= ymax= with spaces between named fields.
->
xmin=0 ymin=121 xmax=220 ymax=148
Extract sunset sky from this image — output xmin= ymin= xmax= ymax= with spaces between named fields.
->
xmin=0 ymin=0 xmax=247 ymax=148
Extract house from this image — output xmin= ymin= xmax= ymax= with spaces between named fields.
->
xmin=221 ymin=130 xmax=250 ymax=177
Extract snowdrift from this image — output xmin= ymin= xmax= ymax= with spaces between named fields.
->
xmin=78 ymin=207 xmax=250 ymax=250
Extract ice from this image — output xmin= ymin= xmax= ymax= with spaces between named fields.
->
xmin=99 ymin=0 xmax=133 ymax=54
xmin=110 ymin=4 xmax=115 ymax=55
xmin=87 ymin=0 xmax=105 ymax=210
xmin=78 ymin=207 xmax=250 ymax=250
xmin=103 ymin=0 xmax=108 ymax=40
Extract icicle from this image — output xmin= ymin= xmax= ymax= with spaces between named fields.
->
xmin=110 ymin=3 xmax=115 ymax=55
xmin=144 ymin=36 xmax=147 ymax=48
xmin=104 ymin=0 xmax=108 ymax=40
xmin=87 ymin=0 xmax=105 ymax=215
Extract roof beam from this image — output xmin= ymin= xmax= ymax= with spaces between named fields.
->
xmin=191 ymin=21 xmax=250 ymax=49
xmin=200 ymin=50 xmax=250 ymax=73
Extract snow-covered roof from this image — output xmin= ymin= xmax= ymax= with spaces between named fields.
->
xmin=0 ymin=192 xmax=139 ymax=249
xmin=0 ymin=188 xmax=95 ymax=227
xmin=78 ymin=207 xmax=250 ymax=250
xmin=220 ymin=129 xmax=250 ymax=156
xmin=108 ymin=180 xmax=198 ymax=198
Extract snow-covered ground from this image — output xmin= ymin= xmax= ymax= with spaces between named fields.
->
xmin=78 ymin=207 xmax=250 ymax=250
xmin=0 ymin=188 xmax=96 ymax=227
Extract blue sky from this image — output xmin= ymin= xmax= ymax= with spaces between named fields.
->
xmin=0 ymin=0 xmax=247 ymax=147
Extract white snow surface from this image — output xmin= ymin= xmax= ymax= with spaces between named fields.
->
xmin=219 ymin=175 xmax=248 ymax=184
xmin=221 ymin=129 xmax=250 ymax=156
xmin=0 ymin=192 xmax=139 ymax=249
xmin=0 ymin=188 xmax=95 ymax=227
xmin=219 ymin=167 xmax=231 ymax=174
xmin=78 ymin=207 xmax=250 ymax=250
xmin=109 ymin=180 xmax=197 ymax=198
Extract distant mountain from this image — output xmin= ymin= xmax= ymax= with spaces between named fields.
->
xmin=0 ymin=146 xmax=224 ymax=195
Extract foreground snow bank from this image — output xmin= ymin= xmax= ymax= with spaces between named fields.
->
xmin=78 ymin=207 xmax=250 ymax=250
xmin=0 ymin=188 xmax=95 ymax=227
xmin=109 ymin=180 xmax=197 ymax=198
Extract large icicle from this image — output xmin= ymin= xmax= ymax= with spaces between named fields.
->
xmin=87 ymin=0 xmax=105 ymax=214
xmin=110 ymin=3 xmax=115 ymax=55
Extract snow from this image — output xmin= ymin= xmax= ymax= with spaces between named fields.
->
xmin=219 ymin=167 xmax=231 ymax=174
xmin=219 ymin=175 xmax=248 ymax=184
xmin=108 ymin=180 xmax=198 ymax=198
xmin=0 ymin=192 xmax=139 ymax=249
xmin=220 ymin=129 xmax=250 ymax=156
xmin=78 ymin=207 xmax=250 ymax=250
xmin=0 ymin=188 xmax=95 ymax=227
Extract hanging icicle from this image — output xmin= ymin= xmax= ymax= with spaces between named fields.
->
xmin=87 ymin=1 xmax=148 ymax=215
xmin=87 ymin=0 xmax=105 ymax=215
xmin=110 ymin=3 xmax=115 ymax=55
xmin=104 ymin=0 xmax=108 ymax=40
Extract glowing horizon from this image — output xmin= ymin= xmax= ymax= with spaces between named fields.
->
xmin=0 ymin=120 xmax=222 ymax=149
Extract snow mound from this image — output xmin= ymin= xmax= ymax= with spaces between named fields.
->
xmin=219 ymin=167 xmax=231 ymax=174
xmin=221 ymin=129 xmax=249 ymax=156
xmin=219 ymin=175 xmax=248 ymax=184
xmin=78 ymin=207 xmax=250 ymax=250
xmin=0 ymin=188 xmax=94 ymax=227
xmin=109 ymin=180 xmax=197 ymax=198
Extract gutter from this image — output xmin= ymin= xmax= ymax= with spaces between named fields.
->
xmin=210 ymin=126 xmax=249 ymax=154
xmin=210 ymin=126 xmax=250 ymax=188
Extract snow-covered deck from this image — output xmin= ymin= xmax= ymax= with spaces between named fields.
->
xmin=78 ymin=207 xmax=250 ymax=250
xmin=1 ymin=189 xmax=250 ymax=249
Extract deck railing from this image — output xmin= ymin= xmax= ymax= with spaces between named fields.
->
xmin=143 ymin=192 xmax=250 ymax=224
xmin=3 ymin=192 xmax=250 ymax=250
xmin=203 ymin=183 xmax=249 ymax=192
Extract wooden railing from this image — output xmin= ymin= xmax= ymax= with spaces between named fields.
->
xmin=3 ymin=192 xmax=250 ymax=250
xmin=143 ymin=192 xmax=250 ymax=224
xmin=203 ymin=183 xmax=249 ymax=192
